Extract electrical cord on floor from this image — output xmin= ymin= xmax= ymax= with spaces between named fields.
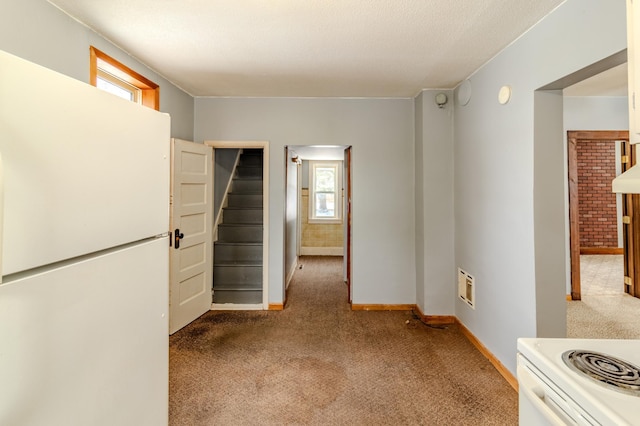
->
xmin=409 ymin=310 xmax=449 ymax=330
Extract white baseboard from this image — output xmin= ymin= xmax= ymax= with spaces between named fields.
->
xmin=300 ymin=247 xmax=344 ymax=256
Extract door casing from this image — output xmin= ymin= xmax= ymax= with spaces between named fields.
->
xmin=567 ymin=130 xmax=630 ymax=300
xmin=205 ymin=140 xmax=270 ymax=309
xmin=286 ymin=145 xmax=353 ymax=304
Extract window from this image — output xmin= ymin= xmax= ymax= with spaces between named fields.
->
xmin=95 ymin=69 xmax=140 ymax=102
xmin=309 ymin=161 xmax=342 ymax=223
xmin=90 ymin=46 xmax=159 ymax=110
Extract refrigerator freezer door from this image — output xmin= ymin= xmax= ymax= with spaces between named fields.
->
xmin=0 ymin=238 xmax=168 ymax=426
xmin=0 ymin=50 xmax=170 ymax=276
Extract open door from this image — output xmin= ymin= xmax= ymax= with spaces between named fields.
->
xmin=169 ymin=139 xmax=213 ymax=334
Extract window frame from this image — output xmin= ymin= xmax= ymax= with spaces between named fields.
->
xmin=96 ymin=68 xmax=141 ymax=103
xmin=90 ymin=46 xmax=159 ymax=110
xmin=308 ymin=160 xmax=343 ymax=224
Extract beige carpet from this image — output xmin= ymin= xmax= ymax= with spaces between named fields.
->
xmin=169 ymin=256 xmax=518 ymax=425
xmin=567 ymin=255 xmax=640 ymax=339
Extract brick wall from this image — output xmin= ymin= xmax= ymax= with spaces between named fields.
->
xmin=576 ymin=140 xmax=618 ymax=248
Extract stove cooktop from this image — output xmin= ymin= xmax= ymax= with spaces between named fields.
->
xmin=518 ymin=338 xmax=640 ymax=426
xmin=562 ymin=350 xmax=640 ymax=396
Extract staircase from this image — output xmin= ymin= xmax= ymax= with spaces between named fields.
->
xmin=213 ymin=149 xmax=263 ymax=304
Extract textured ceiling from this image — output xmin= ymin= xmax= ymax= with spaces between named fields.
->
xmin=49 ymin=0 xmax=568 ymax=97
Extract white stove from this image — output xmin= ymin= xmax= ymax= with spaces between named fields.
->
xmin=517 ymin=338 xmax=640 ymax=425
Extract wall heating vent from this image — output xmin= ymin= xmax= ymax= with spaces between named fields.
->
xmin=457 ymin=268 xmax=475 ymax=309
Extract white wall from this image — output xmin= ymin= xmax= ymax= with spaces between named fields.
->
xmin=563 ymin=96 xmax=629 ymax=131
xmin=414 ymin=90 xmax=455 ymax=316
xmin=454 ymin=0 xmax=626 ymax=374
xmin=0 ymin=0 xmax=194 ymax=140
xmin=534 ymin=90 xmax=567 ymax=338
xmin=194 ymin=97 xmax=415 ymax=305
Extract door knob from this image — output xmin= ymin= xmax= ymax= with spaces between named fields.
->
xmin=174 ymin=228 xmax=184 ymax=249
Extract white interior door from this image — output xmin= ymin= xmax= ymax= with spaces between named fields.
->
xmin=170 ymin=139 xmax=213 ymax=334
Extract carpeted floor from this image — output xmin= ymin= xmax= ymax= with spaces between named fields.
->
xmin=169 ymin=256 xmax=518 ymax=425
xmin=567 ymin=255 xmax=640 ymax=339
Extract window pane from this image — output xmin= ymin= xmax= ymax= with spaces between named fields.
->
xmin=315 ymin=167 xmax=335 ymax=192
xmin=315 ymin=192 xmax=335 ymax=217
xmin=308 ymin=161 xmax=342 ymax=223
xmin=96 ymin=76 xmax=134 ymax=101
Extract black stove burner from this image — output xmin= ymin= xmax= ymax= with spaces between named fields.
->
xmin=562 ymin=350 xmax=640 ymax=396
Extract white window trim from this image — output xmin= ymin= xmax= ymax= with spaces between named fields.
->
xmin=309 ymin=160 xmax=343 ymax=224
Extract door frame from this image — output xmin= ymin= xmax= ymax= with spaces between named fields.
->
xmin=285 ymin=145 xmax=353 ymax=305
xmin=567 ymin=130 xmax=629 ymax=300
xmin=621 ymin=142 xmax=640 ymax=298
xmin=344 ymin=146 xmax=353 ymax=303
xmin=205 ymin=140 xmax=270 ymax=310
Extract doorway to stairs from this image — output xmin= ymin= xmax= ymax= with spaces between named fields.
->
xmin=206 ymin=140 xmax=270 ymax=310
xmin=284 ymin=145 xmax=353 ymax=306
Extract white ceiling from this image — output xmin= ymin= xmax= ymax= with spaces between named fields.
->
xmin=48 ymin=0 xmax=569 ymax=97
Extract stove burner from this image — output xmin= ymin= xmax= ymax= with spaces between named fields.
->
xmin=562 ymin=350 xmax=640 ymax=396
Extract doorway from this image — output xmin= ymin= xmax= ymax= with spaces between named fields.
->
xmin=284 ymin=145 xmax=353 ymax=306
xmin=532 ymin=51 xmax=628 ymax=338
xmin=567 ymin=131 xmax=631 ymax=300
xmin=205 ymin=140 xmax=270 ymax=310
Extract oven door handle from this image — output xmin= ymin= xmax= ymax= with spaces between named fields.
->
xmin=517 ymin=365 xmax=575 ymax=425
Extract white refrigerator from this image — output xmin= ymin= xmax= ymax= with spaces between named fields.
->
xmin=0 ymin=51 xmax=170 ymax=425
